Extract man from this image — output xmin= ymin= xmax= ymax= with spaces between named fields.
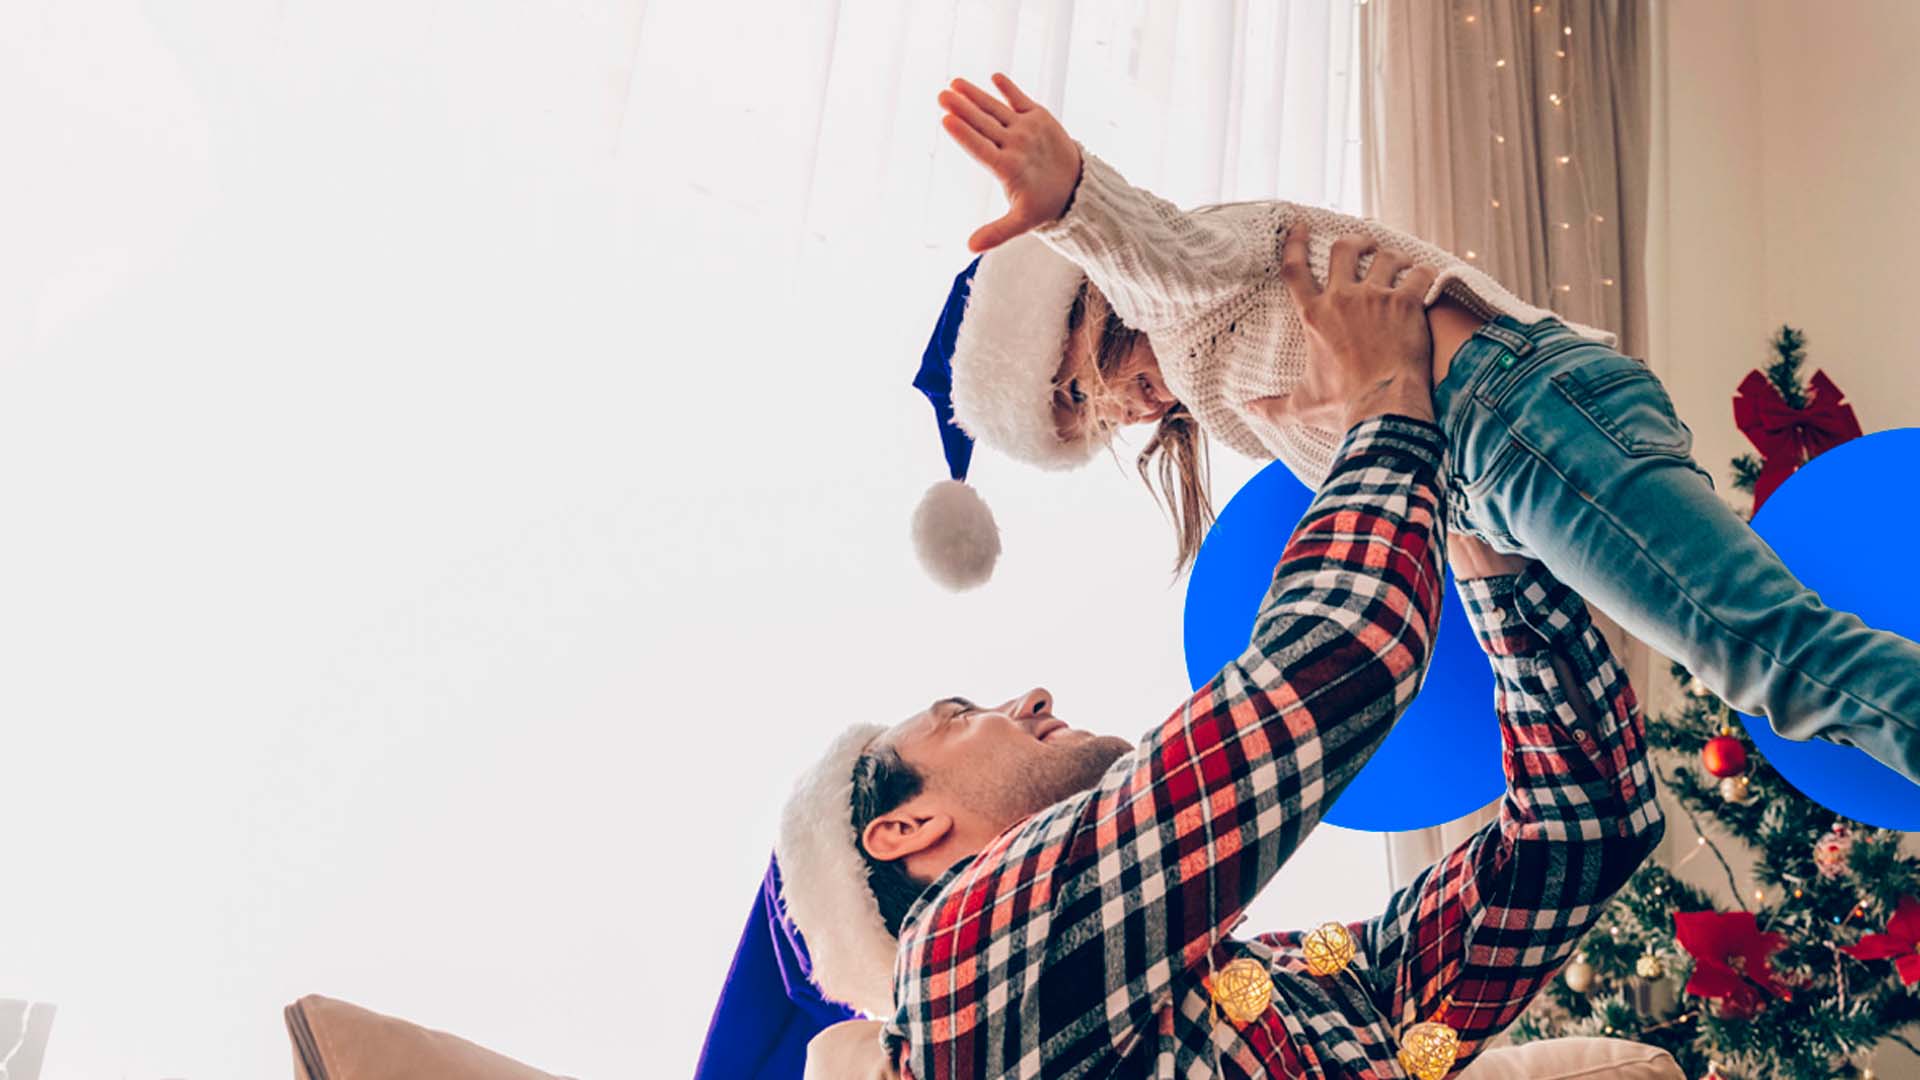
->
xmin=770 ymin=238 xmax=1663 ymax=1078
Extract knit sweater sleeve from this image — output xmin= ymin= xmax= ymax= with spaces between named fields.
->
xmin=1030 ymin=147 xmax=1257 ymax=331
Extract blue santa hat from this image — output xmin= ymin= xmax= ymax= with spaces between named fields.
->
xmin=693 ymin=854 xmax=859 ymax=1080
xmin=910 ymin=238 xmax=1099 ymax=590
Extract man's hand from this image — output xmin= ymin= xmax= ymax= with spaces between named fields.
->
xmin=936 ymin=74 xmax=1083 ymax=253
xmin=1249 ymin=228 xmax=1439 ymax=432
xmin=1449 ymin=532 xmax=1533 ymax=581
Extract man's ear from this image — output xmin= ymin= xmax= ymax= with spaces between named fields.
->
xmin=861 ymin=806 xmax=954 ymax=865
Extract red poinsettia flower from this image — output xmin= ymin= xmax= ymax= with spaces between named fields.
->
xmin=1674 ymin=910 xmax=1792 ymax=1016
xmin=1843 ymin=895 xmax=1920 ymax=984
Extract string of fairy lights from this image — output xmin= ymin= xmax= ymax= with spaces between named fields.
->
xmin=1357 ymin=0 xmax=1620 ymax=316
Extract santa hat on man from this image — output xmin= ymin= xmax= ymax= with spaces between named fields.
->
xmin=694 ymin=724 xmax=909 ymax=1074
xmin=910 ymin=236 xmax=1098 ymax=590
xmin=769 ymin=722 xmax=897 ymax=1017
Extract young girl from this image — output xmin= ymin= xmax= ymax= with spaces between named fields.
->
xmin=920 ymin=73 xmax=1920 ymax=783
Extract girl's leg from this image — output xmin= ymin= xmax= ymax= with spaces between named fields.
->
xmin=1459 ymin=334 xmax=1920 ymax=781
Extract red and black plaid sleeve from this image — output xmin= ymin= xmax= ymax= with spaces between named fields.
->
xmin=1355 ymin=563 xmax=1665 ymax=1070
xmin=888 ymin=416 xmax=1449 ymax=1079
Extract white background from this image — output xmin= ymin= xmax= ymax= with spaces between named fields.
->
xmin=0 ymin=2 xmax=1386 ymax=1077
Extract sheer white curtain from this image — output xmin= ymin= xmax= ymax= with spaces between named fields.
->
xmin=1 ymin=3 xmax=1364 ymax=1078
xmin=785 ymin=0 xmax=1369 ymax=309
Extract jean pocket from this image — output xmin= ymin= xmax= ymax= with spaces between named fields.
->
xmin=1550 ymin=359 xmax=1693 ymax=459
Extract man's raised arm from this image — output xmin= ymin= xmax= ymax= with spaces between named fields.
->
xmin=1352 ymin=556 xmax=1665 ymax=1072
xmin=1066 ymin=230 xmax=1452 ymax=974
xmin=891 ymin=236 xmax=1453 ymax=1080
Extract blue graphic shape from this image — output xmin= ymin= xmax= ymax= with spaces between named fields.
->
xmin=1739 ymin=428 xmax=1920 ymax=830
xmin=1182 ymin=461 xmax=1502 ymax=831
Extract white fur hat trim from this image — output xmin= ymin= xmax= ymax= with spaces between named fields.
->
xmin=912 ymin=479 xmax=1000 ymax=591
xmin=775 ymin=721 xmax=896 ymax=1017
xmin=949 ymin=235 xmax=1101 ymax=471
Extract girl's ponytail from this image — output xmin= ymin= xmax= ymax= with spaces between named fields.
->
xmin=1138 ymin=404 xmax=1212 ymax=576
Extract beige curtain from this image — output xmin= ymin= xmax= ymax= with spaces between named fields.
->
xmin=1359 ymin=0 xmax=1653 ymax=890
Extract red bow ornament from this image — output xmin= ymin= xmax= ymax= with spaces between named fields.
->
xmin=1733 ymin=368 xmax=1862 ymax=511
xmin=1842 ymin=895 xmax=1920 ymax=985
xmin=1673 ymin=910 xmax=1793 ymax=1017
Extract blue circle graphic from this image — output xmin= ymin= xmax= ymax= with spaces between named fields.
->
xmin=1739 ymin=428 xmax=1920 ymax=830
xmin=1182 ymin=461 xmax=1502 ymax=831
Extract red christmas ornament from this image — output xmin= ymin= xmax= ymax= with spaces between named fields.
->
xmin=1733 ymin=367 xmax=1862 ymax=512
xmin=1843 ymin=895 xmax=1920 ymax=985
xmin=1701 ymin=734 xmax=1748 ymax=778
xmin=1673 ymin=910 xmax=1792 ymax=1017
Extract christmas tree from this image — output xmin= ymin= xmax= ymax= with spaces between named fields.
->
xmin=1729 ymin=326 xmax=1809 ymax=499
xmin=1511 ymin=328 xmax=1917 ymax=1079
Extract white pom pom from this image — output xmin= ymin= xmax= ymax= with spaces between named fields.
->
xmin=912 ymin=480 xmax=1001 ymax=590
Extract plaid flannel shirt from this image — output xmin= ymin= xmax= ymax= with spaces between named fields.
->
xmin=882 ymin=416 xmax=1663 ymax=1078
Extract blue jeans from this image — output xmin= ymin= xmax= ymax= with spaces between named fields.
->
xmin=1435 ymin=315 xmax=1920 ymax=780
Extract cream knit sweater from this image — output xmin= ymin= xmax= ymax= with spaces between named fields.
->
xmin=1031 ymin=149 xmax=1613 ymax=488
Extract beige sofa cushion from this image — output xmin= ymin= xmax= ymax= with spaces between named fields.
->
xmin=285 ymin=994 xmax=566 ymax=1080
xmin=1460 ymin=1036 xmax=1683 ymax=1079
xmin=802 ymin=1020 xmax=1683 ymax=1080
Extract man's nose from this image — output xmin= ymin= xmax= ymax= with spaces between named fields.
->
xmin=1007 ymin=687 xmax=1051 ymax=719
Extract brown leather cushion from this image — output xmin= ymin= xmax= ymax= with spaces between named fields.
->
xmin=286 ymin=995 xmax=567 ymax=1080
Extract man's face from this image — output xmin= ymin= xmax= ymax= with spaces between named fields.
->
xmin=864 ymin=689 xmax=1133 ymax=880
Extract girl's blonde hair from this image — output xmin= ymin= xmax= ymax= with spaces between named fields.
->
xmin=1065 ymin=284 xmax=1215 ymax=575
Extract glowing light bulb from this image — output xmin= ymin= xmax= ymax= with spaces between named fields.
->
xmin=1594 ymin=213 xmax=1606 ymax=222
xmin=1601 ymin=277 xmax=1616 ymax=286
xmin=1564 ymin=25 xmax=1573 ymax=35
xmin=1465 ymin=250 xmax=1478 ymax=260
xmin=1549 ymin=92 xmax=1563 ymax=106
xmin=1556 ymin=155 xmax=1572 ymax=165
xmin=1465 ymin=13 xmax=1478 ymax=22
xmin=1494 ymin=133 xmax=1507 ymax=143
xmin=1557 ymin=284 xmax=1572 ymax=293
xmin=1495 ymin=58 xmax=1508 ymax=68
xmin=1491 ymin=198 xmax=1502 ymax=208
xmin=1558 ymin=221 xmax=1571 ymax=230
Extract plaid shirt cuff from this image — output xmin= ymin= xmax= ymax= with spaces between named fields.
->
xmin=1456 ymin=563 xmax=1589 ymax=658
xmin=1333 ymin=414 xmax=1448 ymax=473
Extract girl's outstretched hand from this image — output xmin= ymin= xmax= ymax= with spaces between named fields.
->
xmin=936 ymin=73 xmax=1082 ymax=253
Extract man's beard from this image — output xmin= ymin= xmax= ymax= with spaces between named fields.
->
xmin=964 ymin=735 xmax=1134 ymax=828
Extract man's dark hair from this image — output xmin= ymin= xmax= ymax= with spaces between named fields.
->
xmin=849 ymin=743 xmax=928 ymax=936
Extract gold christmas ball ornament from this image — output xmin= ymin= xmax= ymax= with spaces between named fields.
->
xmin=1209 ymin=957 xmax=1274 ymax=1024
xmin=1719 ymin=774 xmax=1754 ymax=805
xmin=1397 ymin=1019 xmax=1462 ymax=1080
xmin=1563 ymin=955 xmax=1596 ymax=993
xmin=1302 ymin=921 xmax=1357 ymax=977
xmin=1635 ymin=953 xmax=1666 ymax=979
